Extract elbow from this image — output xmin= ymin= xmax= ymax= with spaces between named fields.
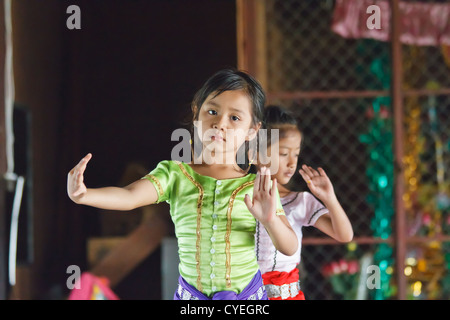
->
xmin=337 ymin=231 xmax=354 ymax=243
xmin=279 ymin=241 xmax=299 ymax=257
xmin=286 ymin=245 xmax=298 ymax=257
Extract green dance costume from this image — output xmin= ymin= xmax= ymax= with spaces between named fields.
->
xmin=142 ymin=160 xmax=285 ymax=297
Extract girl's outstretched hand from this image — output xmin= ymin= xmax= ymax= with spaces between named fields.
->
xmin=67 ymin=153 xmax=92 ymax=203
xmin=299 ymin=164 xmax=336 ymax=201
xmin=244 ymin=166 xmax=278 ymax=226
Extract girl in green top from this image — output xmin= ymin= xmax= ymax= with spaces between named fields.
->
xmin=67 ymin=69 xmax=298 ymax=300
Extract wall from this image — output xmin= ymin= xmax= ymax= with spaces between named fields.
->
xmin=11 ymin=0 xmax=236 ymax=299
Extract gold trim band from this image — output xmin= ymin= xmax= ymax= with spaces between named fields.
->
xmin=177 ymin=163 xmax=204 ymax=292
xmin=225 ymin=181 xmax=254 ymax=288
xmin=143 ymin=174 xmax=164 ymax=199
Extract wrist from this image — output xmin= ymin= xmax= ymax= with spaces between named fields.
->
xmin=261 ymin=213 xmax=282 ymax=230
xmin=322 ymin=194 xmax=340 ymax=208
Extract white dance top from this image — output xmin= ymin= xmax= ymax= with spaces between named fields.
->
xmin=255 ymin=191 xmax=329 ymax=274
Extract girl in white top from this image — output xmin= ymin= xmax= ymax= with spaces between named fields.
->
xmin=255 ymin=105 xmax=353 ymax=300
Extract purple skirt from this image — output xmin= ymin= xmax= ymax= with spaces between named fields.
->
xmin=174 ymin=270 xmax=268 ymax=300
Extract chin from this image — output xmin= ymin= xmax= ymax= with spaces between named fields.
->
xmin=276 ymin=177 xmax=290 ymax=185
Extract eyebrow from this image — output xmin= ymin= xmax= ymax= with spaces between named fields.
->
xmin=279 ymin=146 xmax=301 ymax=150
xmin=205 ymin=101 xmax=245 ymax=115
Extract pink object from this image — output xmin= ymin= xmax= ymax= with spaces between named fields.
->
xmin=331 ymin=0 xmax=450 ymax=46
xmin=68 ymin=272 xmax=119 ymax=300
xmin=347 ymin=260 xmax=360 ymax=275
xmin=330 ymin=261 xmax=341 ymax=275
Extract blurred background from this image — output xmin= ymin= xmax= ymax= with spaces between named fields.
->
xmin=1 ymin=0 xmax=449 ymax=300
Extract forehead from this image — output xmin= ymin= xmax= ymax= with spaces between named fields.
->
xmin=203 ymin=90 xmax=252 ymax=115
xmin=278 ymin=130 xmax=302 ymax=148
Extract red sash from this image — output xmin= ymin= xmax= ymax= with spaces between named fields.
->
xmin=262 ymin=267 xmax=305 ymax=300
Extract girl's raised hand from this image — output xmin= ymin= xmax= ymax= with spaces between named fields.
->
xmin=244 ymin=167 xmax=278 ymax=225
xmin=67 ymin=153 xmax=92 ymax=203
xmin=299 ymin=164 xmax=335 ymax=201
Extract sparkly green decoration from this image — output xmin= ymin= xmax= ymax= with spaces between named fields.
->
xmin=357 ymin=40 xmax=395 ymax=300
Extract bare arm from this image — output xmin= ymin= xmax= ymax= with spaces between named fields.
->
xmin=314 ymin=197 xmax=353 ymax=243
xmin=299 ymin=165 xmax=353 ymax=243
xmin=263 ymin=214 xmax=298 ymax=256
xmin=244 ymin=167 xmax=298 ymax=256
xmin=67 ymin=153 xmax=158 ymax=211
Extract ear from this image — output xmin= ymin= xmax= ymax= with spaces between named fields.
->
xmin=192 ymin=104 xmax=200 ymax=121
xmin=192 ymin=104 xmax=201 ymax=129
xmin=246 ymin=121 xmax=262 ymax=141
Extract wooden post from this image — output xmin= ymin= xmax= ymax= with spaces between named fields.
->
xmin=391 ymin=0 xmax=406 ymax=300
xmin=236 ymin=0 xmax=267 ymax=90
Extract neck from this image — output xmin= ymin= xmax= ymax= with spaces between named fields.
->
xmin=196 ymin=146 xmax=238 ymax=166
xmin=277 ymin=183 xmax=292 ymax=198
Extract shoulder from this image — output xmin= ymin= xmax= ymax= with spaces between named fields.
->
xmin=301 ymin=192 xmax=328 ymax=225
xmin=148 ymin=160 xmax=185 ymax=179
xmin=153 ymin=160 xmax=183 ymax=170
xmin=282 ymin=191 xmax=308 ymax=206
xmin=301 ymin=191 xmax=324 ymax=207
xmin=245 ymin=172 xmax=257 ymax=180
xmin=302 ymin=191 xmax=320 ymax=203
xmin=281 ymin=192 xmax=304 ymax=215
xmin=283 ymin=191 xmax=322 ymax=223
xmin=157 ymin=159 xmax=179 ymax=166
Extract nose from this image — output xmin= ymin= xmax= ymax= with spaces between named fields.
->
xmin=213 ymin=115 xmax=227 ymax=131
xmin=287 ymin=155 xmax=297 ymax=169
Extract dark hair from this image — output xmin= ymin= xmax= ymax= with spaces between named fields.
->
xmin=191 ymin=68 xmax=265 ymax=125
xmin=263 ymin=105 xmax=302 ymax=146
xmin=190 ymin=68 xmax=265 ymax=171
xmin=263 ymin=105 xmax=303 ymax=190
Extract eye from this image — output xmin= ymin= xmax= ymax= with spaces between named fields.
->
xmin=231 ymin=115 xmax=240 ymax=121
xmin=280 ymin=153 xmax=288 ymax=157
xmin=208 ymin=110 xmax=217 ymax=116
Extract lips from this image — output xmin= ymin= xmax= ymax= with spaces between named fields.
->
xmin=284 ymin=171 xmax=294 ymax=177
xmin=211 ymin=134 xmax=225 ymax=142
